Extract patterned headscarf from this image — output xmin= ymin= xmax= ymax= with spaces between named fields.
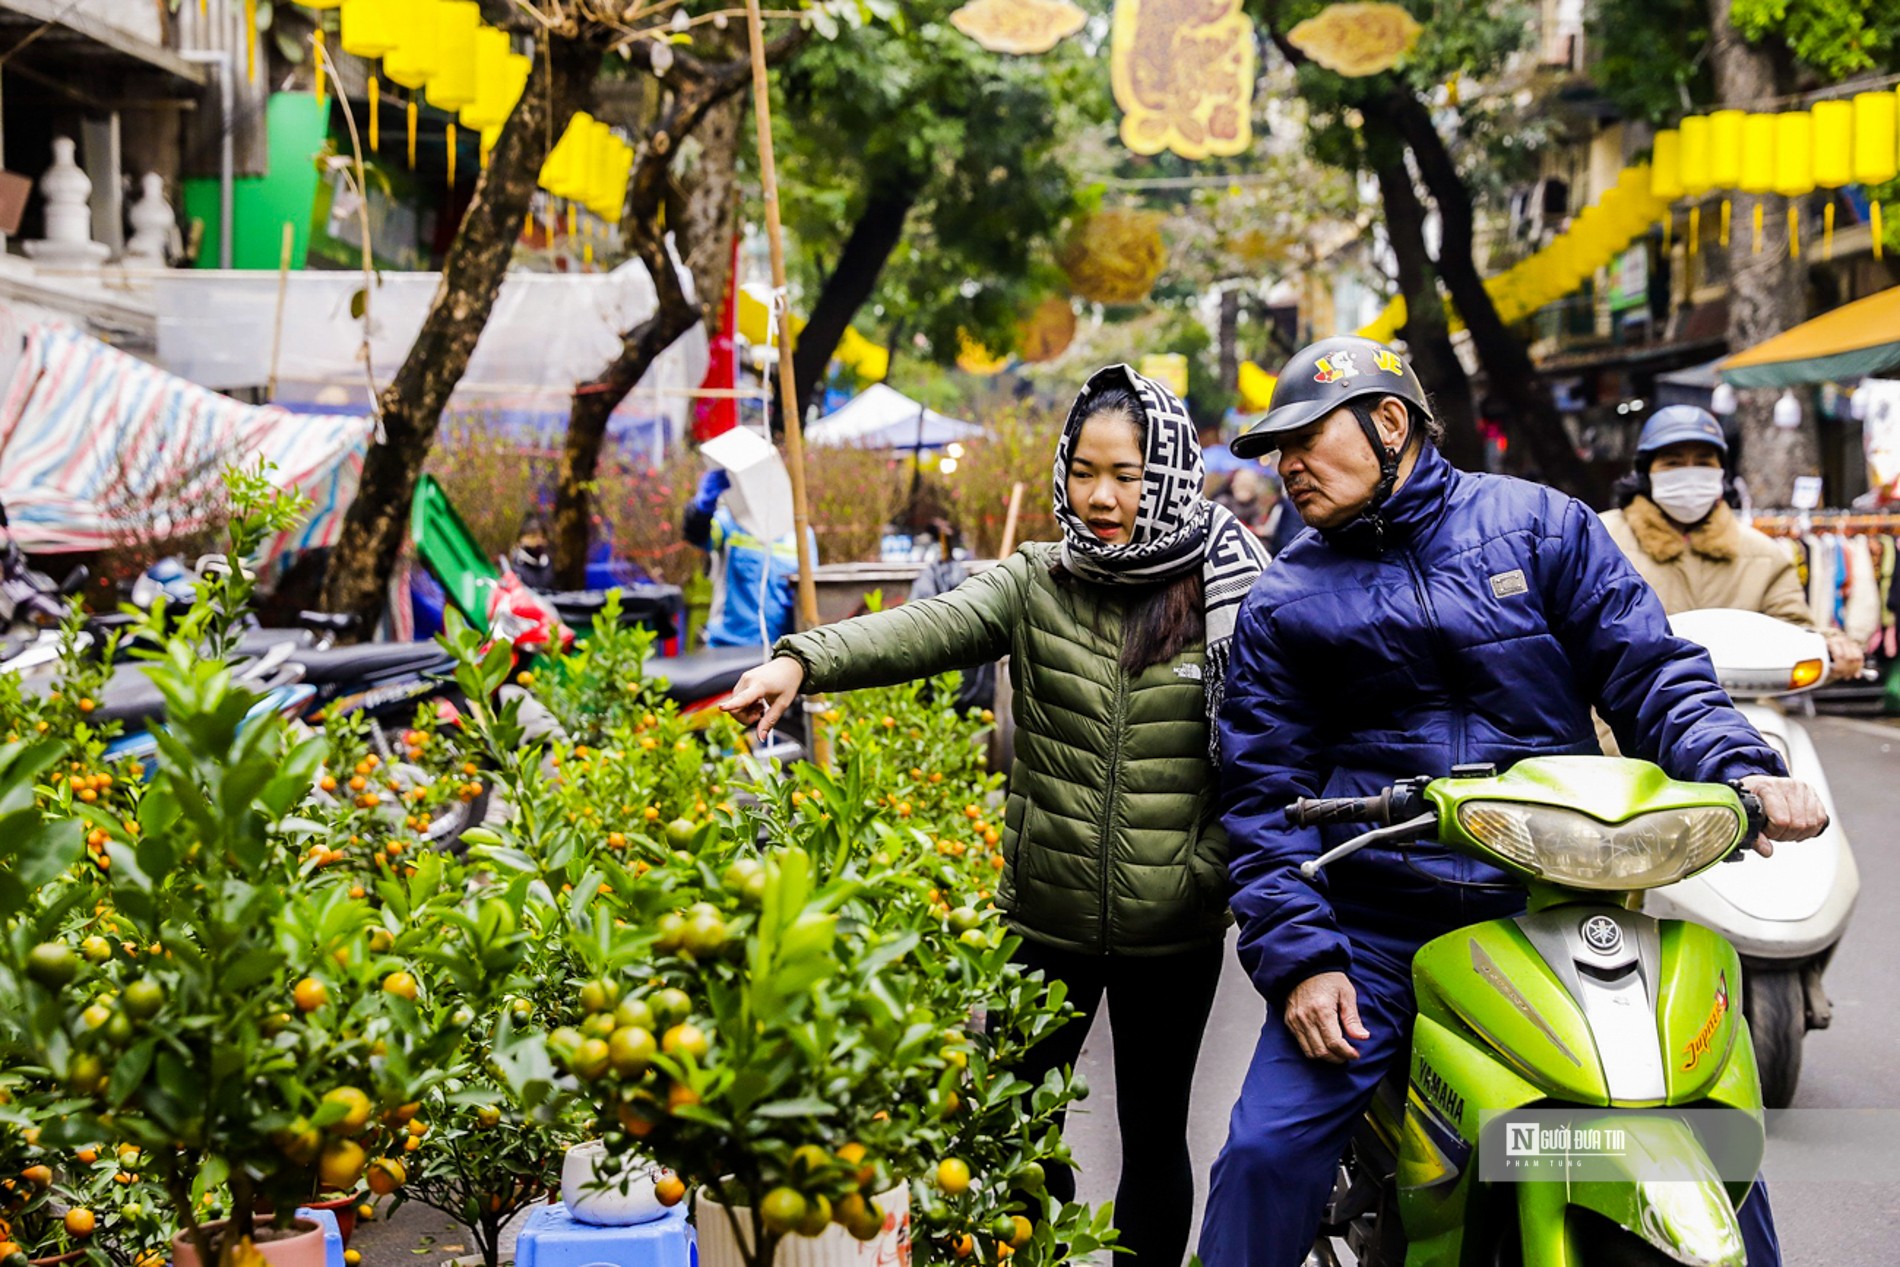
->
xmin=1052 ymin=364 xmax=1271 ymax=756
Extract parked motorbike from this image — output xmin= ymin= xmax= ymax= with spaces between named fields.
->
xmin=1302 ymin=757 xmax=1772 ymax=1267
xmin=1651 ymin=607 xmax=1859 ymax=1108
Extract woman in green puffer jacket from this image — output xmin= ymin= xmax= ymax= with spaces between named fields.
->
xmin=723 ymin=364 xmax=1271 ymax=1266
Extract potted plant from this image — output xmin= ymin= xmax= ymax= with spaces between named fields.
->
xmin=437 ymin=624 xmax=1111 ymax=1267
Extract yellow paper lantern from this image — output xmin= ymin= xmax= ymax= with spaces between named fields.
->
xmin=1811 ymin=98 xmax=1853 ymax=189
xmin=540 ymin=113 xmax=592 ymax=199
xmin=340 ymin=0 xmax=396 ymax=58
xmin=1650 ymin=130 xmax=1683 ymax=200
xmin=1774 ymin=110 xmax=1813 ymax=197
xmin=458 ymin=28 xmax=513 ymax=129
xmin=383 ymin=0 xmax=441 ymax=90
xmin=584 ymin=121 xmax=622 ymax=219
xmin=1739 ymin=113 xmax=1777 ymax=194
xmin=1708 ymin=110 xmax=1745 ymax=189
xmin=537 ymin=120 xmax=571 ymax=192
xmin=1853 ymin=92 xmax=1897 ymax=186
xmin=294 ymin=0 xmax=341 ymax=8
xmin=1679 ymin=115 xmax=1712 ymax=195
xmin=425 ymin=1 xmax=480 ymax=112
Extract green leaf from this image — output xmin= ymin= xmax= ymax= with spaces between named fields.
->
xmin=752 ymin=1096 xmax=836 ymax=1118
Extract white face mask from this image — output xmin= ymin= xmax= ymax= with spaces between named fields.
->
xmin=1648 ymin=466 xmax=1726 ymax=525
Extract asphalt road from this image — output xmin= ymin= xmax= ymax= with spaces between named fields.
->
xmin=1062 ymin=713 xmax=1900 ymax=1264
xmin=357 ymin=714 xmax=1900 ymax=1266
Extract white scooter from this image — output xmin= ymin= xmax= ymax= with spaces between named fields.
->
xmin=1651 ymin=608 xmax=1859 ymax=1108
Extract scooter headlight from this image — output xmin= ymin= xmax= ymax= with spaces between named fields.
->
xmin=1455 ymin=803 xmax=1742 ymax=889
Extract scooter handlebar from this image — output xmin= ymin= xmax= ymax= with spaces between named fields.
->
xmin=1725 ymin=787 xmax=1768 ymax=861
xmin=1287 ymin=794 xmax=1393 ymax=829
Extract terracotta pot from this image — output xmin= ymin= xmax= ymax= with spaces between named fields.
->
xmin=695 ymin=1184 xmax=910 ymax=1267
xmin=301 ymin=1194 xmax=362 ymax=1245
xmin=172 ymin=1218 xmax=327 ymax=1267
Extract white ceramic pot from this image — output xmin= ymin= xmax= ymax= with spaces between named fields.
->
xmin=695 ymin=1183 xmax=910 ymax=1267
xmin=560 ymin=1139 xmax=666 ymax=1226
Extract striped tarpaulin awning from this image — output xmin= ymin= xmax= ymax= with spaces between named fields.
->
xmin=0 ymin=322 xmax=372 ymax=561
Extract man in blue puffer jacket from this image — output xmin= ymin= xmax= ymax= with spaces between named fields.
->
xmin=1198 ymin=336 xmax=1829 ymax=1267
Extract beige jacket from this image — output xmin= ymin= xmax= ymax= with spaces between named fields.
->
xmin=1599 ymin=496 xmax=1815 ymax=627
xmin=1596 ymin=497 xmax=1815 ymax=756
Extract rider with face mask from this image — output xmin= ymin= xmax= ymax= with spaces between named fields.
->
xmin=1600 ymin=405 xmax=1864 ymax=682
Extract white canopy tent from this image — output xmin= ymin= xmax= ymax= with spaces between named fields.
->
xmin=807 ymin=383 xmax=982 ymax=450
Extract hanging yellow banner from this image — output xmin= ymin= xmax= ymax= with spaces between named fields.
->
xmin=1110 ymin=0 xmax=1254 ymax=160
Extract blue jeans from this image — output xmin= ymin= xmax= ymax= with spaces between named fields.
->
xmin=1197 ymin=920 xmax=1782 ymax=1267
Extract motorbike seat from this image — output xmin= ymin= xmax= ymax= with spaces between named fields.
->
xmin=645 ymin=646 xmax=769 ymax=703
xmin=287 ymin=642 xmax=456 ymax=686
xmin=95 ymin=669 xmax=168 ymax=727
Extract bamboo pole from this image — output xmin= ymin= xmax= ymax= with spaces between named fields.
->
xmin=997 ymin=481 xmax=1026 ymax=559
xmin=744 ymin=0 xmax=828 ymax=767
xmin=265 ymin=220 xmax=295 ymax=400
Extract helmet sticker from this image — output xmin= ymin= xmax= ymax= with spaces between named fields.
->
xmin=1312 ymin=349 xmax=1362 ymax=383
xmin=1374 ymin=349 xmax=1405 ymax=375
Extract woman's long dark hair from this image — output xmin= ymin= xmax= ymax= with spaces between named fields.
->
xmin=1055 ymin=386 xmax=1206 ymax=675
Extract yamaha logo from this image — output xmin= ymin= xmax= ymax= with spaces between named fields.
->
xmin=1581 ymin=915 xmax=1623 ymax=955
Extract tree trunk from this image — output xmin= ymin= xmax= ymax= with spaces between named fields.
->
xmin=1217 ymin=286 xmax=1240 ymax=393
xmin=1366 ymin=133 xmax=1481 ymax=472
xmin=545 ymin=34 xmax=809 ymax=588
xmin=553 ymin=221 xmax=704 ymax=587
xmin=1375 ymin=90 xmax=1602 ymax=502
xmin=677 ymin=91 xmax=745 ymax=338
xmin=1708 ymin=1 xmax=1813 ymax=506
xmin=787 ymin=181 xmax=919 ymax=424
xmin=319 ymin=39 xmax=602 ymax=631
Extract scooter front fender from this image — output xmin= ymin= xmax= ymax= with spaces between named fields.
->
xmin=1515 ymin=1115 xmax=1747 ymax=1267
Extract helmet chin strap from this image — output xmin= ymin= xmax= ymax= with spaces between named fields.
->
xmin=1348 ymin=400 xmax=1411 ymax=550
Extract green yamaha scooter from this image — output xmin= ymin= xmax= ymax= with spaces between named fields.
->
xmin=1296 ymin=756 xmax=1777 ymax=1267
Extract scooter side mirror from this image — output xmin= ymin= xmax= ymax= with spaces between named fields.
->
xmin=59 ymin=565 xmax=89 ymax=597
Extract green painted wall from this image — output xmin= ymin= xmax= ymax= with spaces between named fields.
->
xmin=181 ymin=92 xmax=328 ymax=269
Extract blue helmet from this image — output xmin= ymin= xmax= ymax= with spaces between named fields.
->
xmin=1635 ymin=405 xmax=1728 ymax=462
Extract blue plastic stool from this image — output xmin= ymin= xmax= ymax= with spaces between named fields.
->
xmin=514 ymin=1202 xmax=696 ymax=1267
xmin=292 ymin=1206 xmax=346 ymax=1267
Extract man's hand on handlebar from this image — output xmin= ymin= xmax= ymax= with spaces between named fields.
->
xmin=1737 ymin=775 xmax=1828 ymax=854
xmin=1823 ymin=630 xmax=1866 ymax=683
xmin=721 ymin=655 xmax=806 ymax=744
xmin=1285 ymin=971 xmax=1370 ymax=1064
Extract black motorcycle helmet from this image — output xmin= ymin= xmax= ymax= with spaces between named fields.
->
xmin=1233 ymin=336 xmax=1436 ymax=539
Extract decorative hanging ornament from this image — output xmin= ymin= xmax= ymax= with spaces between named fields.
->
xmin=1016 ymin=296 xmax=1077 ymax=363
xmin=1285 ymin=2 xmax=1422 ymax=76
xmin=446 ymin=123 xmax=457 ymax=188
xmin=425 ymin=1 xmax=480 ymax=112
xmin=1110 ymin=0 xmax=1253 ymax=159
xmin=341 ymin=0 xmax=397 ymax=58
xmin=1650 ymin=130 xmax=1682 ymax=201
xmin=949 ymin=0 xmax=1087 ymax=55
xmin=368 ymin=76 xmax=380 ymax=152
xmin=383 ymin=0 xmax=442 ymax=91
xmin=1056 ymin=207 xmax=1168 ymax=305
